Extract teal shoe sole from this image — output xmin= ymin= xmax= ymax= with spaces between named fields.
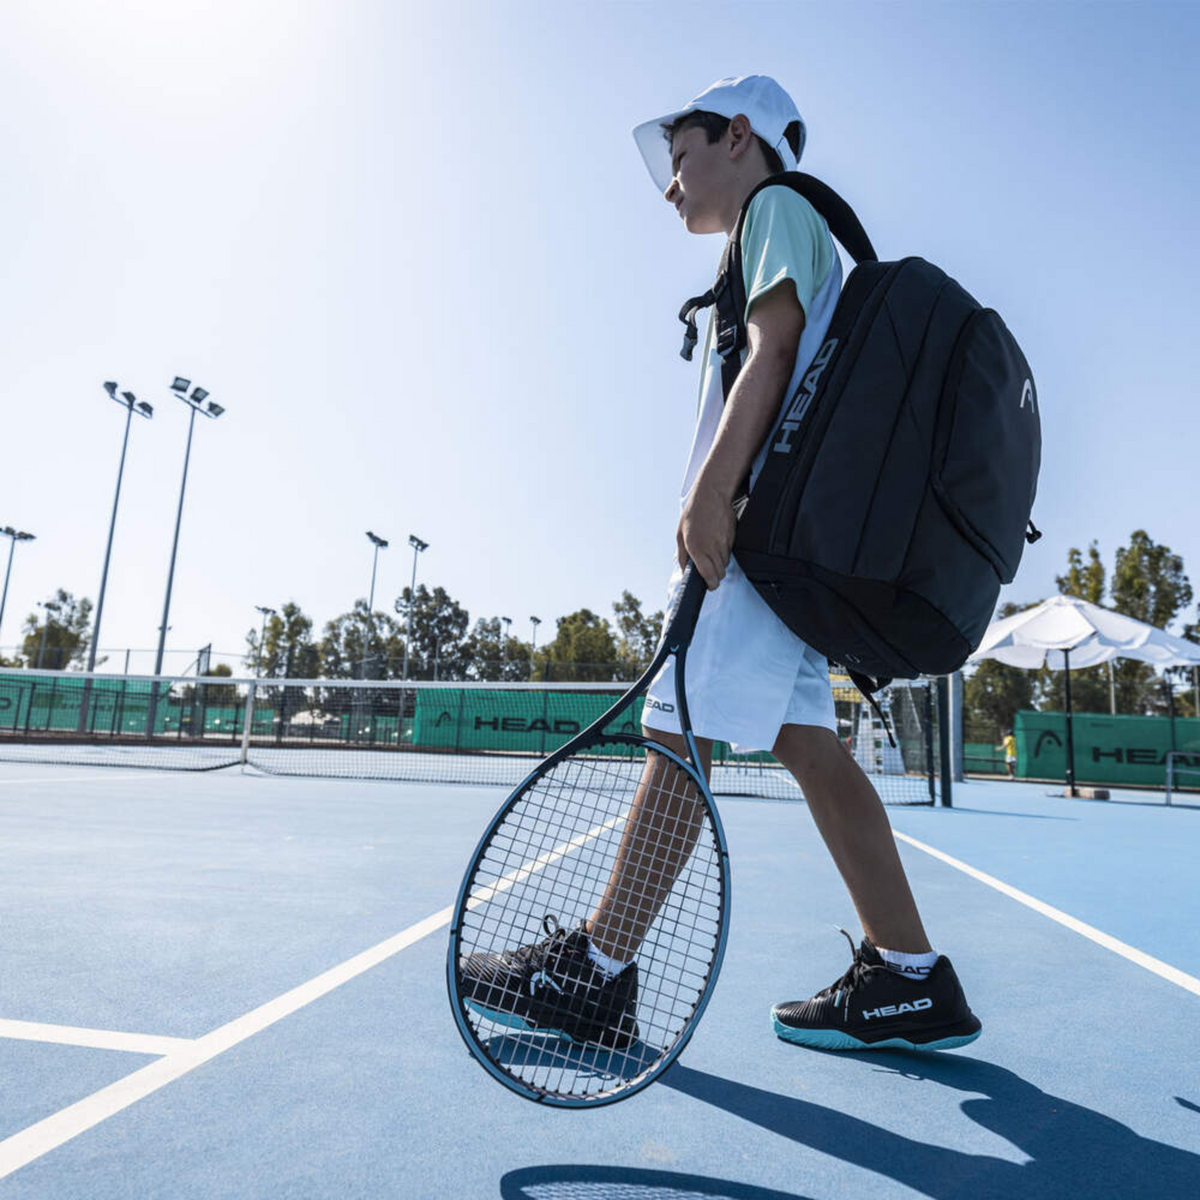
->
xmin=464 ymin=999 xmax=575 ymax=1042
xmin=771 ymin=1011 xmax=982 ymax=1052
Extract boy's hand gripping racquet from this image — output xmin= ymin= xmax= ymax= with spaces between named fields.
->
xmin=446 ymin=563 xmax=730 ymax=1106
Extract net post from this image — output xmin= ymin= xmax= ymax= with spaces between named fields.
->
xmin=240 ymin=682 xmax=257 ymax=767
xmin=923 ymin=681 xmax=936 ymax=804
xmin=1166 ymin=751 xmax=1174 ymax=807
xmin=936 ymin=675 xmax=953 ymax=807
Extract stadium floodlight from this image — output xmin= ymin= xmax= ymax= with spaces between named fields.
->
xmin=136 ymin=401 xmax=154 ymax=417
xmin=153 ymin=379 xmax=226 ymax=678
xmin=104 ymin=381 xmax=119 ymax=398
xmin=206 ymin=401 xmax=224 ymax=418
xmin=254 ymin=605 xmax=278 ymax=678
xmin=0 ymin=526 xmax=36 ymax=649
xmin=401 ymin=535 xmax=428 ymax=681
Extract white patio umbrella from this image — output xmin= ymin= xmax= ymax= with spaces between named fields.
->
xmin=969 ymin=594 xmax=1200 ymax=795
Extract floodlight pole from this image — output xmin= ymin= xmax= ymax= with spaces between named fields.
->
xmin=154 ymin=380 xmax=224 ymax=677
xmin=156 ymin=404 xmax=197 ymax=677
xmin=401 ymin=535 xmax=427 ymax=681
xmin=530 ymin=616 xmax=541 ymax=680
xmin=90 ymin=385 xmax=152 ymax=675
xmin=0 ymin=527 xmax=36 ymax=650
xmin=363 ymin=532 xmax=388 ymax=678
xmin=78 ymin=384 xmax=154 ymax=732
xmin=148 ymin=380 xmax=223 ymax=737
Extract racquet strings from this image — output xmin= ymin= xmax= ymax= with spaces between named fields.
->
xmin=459 ymin=746 xmax=723 ymax=1101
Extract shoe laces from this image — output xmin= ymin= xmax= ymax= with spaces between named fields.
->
xmin=510 ymin=914 xmax=570 ymax=970
xmin=818 ymin=928 xmax=875 ymax=1004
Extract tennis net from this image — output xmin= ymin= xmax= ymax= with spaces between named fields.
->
xmin=0 ymin=669 xmax=941 ymax=805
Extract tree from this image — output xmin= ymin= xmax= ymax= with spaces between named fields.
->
xmin=542 ymin=609 xmax=618 ymax=682
xmin=1107 ymin=531 xmax=1193 ymax=715
xmin=319 ymin=600 xmax=402 ymax=680
xmin=1035 ymin=531 xmax=1194 ymax=715
xmin=611 ymin=591 xmax=664 ymax=681
xmin=1055 ymin=541 xmax=1105 ymax=604
xmin=462 ymin=617 xmax=530 ymax=682
xmin=20 ymin=590 xmax=93 ymax=669
xmin=245 ymin=601 xmax=321 ymax=679
xmin=394 ymin=584 xmax=471 ymax=680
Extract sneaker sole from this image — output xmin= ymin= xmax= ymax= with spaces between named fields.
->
xmin=464 ymin=999 xmax=637 ymax=1050
xmin=771 ymin=1011 xmax=982 ymax=1052
xmin=464 ymin=999 xmax=574 ymax=1041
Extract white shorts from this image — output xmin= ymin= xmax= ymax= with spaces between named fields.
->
xmin=642 ymin=554 xmax=837 ymax=754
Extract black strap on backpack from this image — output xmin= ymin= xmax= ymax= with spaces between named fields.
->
xmin=675 ymin=172 xmax=900 ymax=745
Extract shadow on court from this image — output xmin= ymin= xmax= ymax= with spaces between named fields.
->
xmin=501 ymin=1164 xmax=811 ymax=1199
xmin=661 ymin=1058 xmax=1200 ymax=1199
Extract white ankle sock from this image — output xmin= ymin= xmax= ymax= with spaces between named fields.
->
xmin=586 ymin=938 xmax=631 ymax=979
xmin=877 ymin=945 xmax=939 ymax=981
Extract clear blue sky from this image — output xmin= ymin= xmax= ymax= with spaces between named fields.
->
xmin=2 ymin=0 xmax=1197 ymax=673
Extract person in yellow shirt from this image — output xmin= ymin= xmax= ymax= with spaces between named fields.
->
xmin=996 ymin=730 xmax=1017 ymax=780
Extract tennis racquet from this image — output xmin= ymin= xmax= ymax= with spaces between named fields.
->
xmin=446 ymin=562 xmax=730 ymax=1106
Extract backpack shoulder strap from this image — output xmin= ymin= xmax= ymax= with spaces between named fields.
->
xmin=677 ymin=172 xmax=879 ymax=379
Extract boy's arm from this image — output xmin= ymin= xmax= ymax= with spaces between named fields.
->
xmin=679 ymin=280 xmax=805 ymax=589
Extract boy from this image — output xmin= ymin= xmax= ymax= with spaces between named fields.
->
xmin=461 ymin=76 xmax=980 ymax=1054
xmin=998 ymin=729 xmax=1018 ymax=779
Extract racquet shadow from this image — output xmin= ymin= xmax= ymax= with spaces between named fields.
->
xmin=500 ymin=1164 xmax=811 ymax=1198
xmin=662 ymin=1055 xmax=1200 ymax=1198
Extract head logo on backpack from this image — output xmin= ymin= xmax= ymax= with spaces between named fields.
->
xmin=677 ymin=173 xmax=1043 ymax=728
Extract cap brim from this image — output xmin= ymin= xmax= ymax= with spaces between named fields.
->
xmin=632 ymin=111 xmax=686 ymax=194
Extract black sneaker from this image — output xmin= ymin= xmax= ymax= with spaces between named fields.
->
xmin=771 ymin=929 xmax=982 ymax=1051
xmin=459 ymin=915 xmax=640 ymax=1049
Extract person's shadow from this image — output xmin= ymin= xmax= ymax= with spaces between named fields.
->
xmin=655 ymin=1055 xmax=1200 ymax=1198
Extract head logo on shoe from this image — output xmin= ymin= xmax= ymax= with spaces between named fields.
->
xmin=529 ymin=969 xmax=563 ymax=997
xmin=862 ymin=997 xmax=933 ymax=1020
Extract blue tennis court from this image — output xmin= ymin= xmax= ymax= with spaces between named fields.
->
xmin=0 ymin=760 xmax=1197 ymax=1197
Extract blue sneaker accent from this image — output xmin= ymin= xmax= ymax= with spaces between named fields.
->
xmin=771 ymin=1010 xmax=981 ymax=1051
xmin=464 ymin=999 xmax=574 ymax=1042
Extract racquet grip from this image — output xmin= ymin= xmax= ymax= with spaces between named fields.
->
xmin=663 ymin=561 xmax=708 ymax=650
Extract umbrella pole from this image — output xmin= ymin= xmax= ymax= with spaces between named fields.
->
xmin=1063 ymin=648 xmax=1077 ymax=798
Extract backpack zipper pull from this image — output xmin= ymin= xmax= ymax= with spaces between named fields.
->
xmin=1025 ymin=518 xmax=1042 ymax=544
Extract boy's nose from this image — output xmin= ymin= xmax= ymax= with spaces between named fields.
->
xmin=664 ymin=179 xmax=679 ymax=204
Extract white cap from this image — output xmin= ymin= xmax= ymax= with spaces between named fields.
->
xmin=632 ymin=75 xmax=806 ymax=194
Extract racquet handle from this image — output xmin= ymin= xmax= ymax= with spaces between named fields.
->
xmin=663 ymin=561 xmax=708 ymax=651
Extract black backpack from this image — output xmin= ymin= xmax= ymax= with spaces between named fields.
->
xmin=677 ymin=172 xmax=1042 ymax=727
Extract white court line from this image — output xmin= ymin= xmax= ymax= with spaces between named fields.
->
xmin=0 ymin=808 xmax=626 ymax=1180
xmin=0 ymin=774 xmax=176 ymax=786
xmin=893 ymin=829 xmax=1200 ymax=997
xmin=0 ymin=1020 xmax=192 ymax=1057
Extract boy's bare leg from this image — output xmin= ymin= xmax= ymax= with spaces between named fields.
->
xmin=772 ymin=723 xmax=931 ymax=953
xmin=585 ymin=729 xmax=714 ymax=963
